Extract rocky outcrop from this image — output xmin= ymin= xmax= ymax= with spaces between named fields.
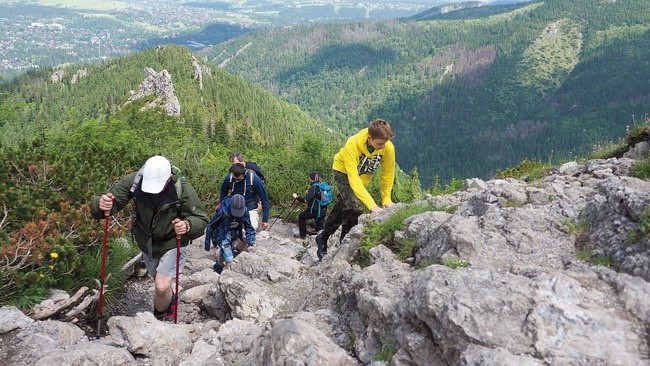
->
xmin=126 ymin=67 xmax=181 ymax=116
xmin=192 ymin=55 xmax=211 ymax=90
xmin=51 ymin=68 xmax=88 ymax=84
xmin=50 ymin=69 xmax=65 ymax=84
xmin=3 ymin=132 xmax=650 ymax=365
xmin=70 ymin=68 xmax=88 ymax=84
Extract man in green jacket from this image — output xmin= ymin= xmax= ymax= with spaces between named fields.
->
xmin=91 ymin=155 xmax=209 ymax=321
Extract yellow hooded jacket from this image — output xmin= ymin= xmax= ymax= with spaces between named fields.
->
xmin=332 ymin=128 xmax=395 ymax=210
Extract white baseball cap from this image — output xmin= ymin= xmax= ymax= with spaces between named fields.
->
xmin=141 ymin=155 xmax=171 ymax=193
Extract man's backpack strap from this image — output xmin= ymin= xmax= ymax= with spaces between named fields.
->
xmin=130 ymin=166 xmax=183 ymax=202
xmin=129 ymin=167 xmax=145 ymax=194
xmin=228 ymin=169 xmax=254 ymax=196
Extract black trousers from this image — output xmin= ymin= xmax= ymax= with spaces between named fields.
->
xmin=320 ymin=171 xmax=364 ymax=243
xmin=298 ymin=207 xmax=325 ymax=237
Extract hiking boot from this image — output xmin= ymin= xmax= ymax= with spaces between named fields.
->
xmin=315 ymin=233 xmax=328 ymax=261
xmin=293 ymin=232 xmax=306 ymax=240
xmin=154 ymin=293 xmax=177 ymax=322
xmin=213 ymin=261 xmax=224 ymax=274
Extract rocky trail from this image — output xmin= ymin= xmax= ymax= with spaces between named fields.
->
xmin=113 ymin=218 xmax=317 ymax=323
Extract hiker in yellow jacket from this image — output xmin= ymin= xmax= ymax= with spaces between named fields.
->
xmin=315 ymin=118 xmax=395 ymax=260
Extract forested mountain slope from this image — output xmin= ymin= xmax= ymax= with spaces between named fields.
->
xmin=0 ymin=45 xmax=323 ymax=149
xmin=0 ymin=44 xmax=350 ymax=227
xmin=206 ymin=0 xmax=650 ymax=185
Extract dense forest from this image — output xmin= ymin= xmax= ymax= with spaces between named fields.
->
xmin=205 ymin=0 xmax=650 ymax=185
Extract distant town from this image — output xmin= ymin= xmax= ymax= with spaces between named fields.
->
xmin=0 ymin=2 xmax=233 ymax=79
xmin=0 ymin=0 xmax=430 ymax=80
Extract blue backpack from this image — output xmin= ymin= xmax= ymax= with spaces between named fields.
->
xmin=310 ymin=181 xmax=333 ymax=219
xmin=316 ymin=182 xmax=333 ymax=207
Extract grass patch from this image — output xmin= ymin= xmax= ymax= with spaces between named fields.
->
xmin=627 ymin=206 xmax=650 ymax=243
xmin=360 ymin=202 xmax=443 ymax=267
xmin=495 ymin=158 xmax=552 ymax=181
xmin=416 ymin=257 xmax=470 ymax=269
xmin=590 ymin=124 xmax=648 ymax=160
xmin=632 ymin=158 xmax=650 ymax=180
xmin=442 ymin=258 xmax=470 ymax=269
xmin=345 ymin=333 xmax=356 ymax=352
xmin=1 ymin=231 xmax=140 ymax=310
xmin=576 ymin=247 xmax=615 ymax=268
xmin=374 ymin=338 xmax=397 ymax=362
xmin=504 ymin=199 xmax=524 ymax=208
xmin=561 ymin=218 xmax=589 ymax=236
xmin=589 ymin=140 xmax=628 ymax=159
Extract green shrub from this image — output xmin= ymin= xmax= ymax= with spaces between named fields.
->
xmin=398 ymin=238 xmax=418 ymax=261
xmin=360 ymin=202 xmax=443 ymax=267
xmin=428 ymin=176 xmax=463 ymax=196
xmin=76 ymin=238 xmax=140 ymax=314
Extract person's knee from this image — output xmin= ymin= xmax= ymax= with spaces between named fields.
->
xmin=154 ymin=275 xmax=172 ymax=294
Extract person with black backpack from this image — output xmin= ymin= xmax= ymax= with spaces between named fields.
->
xmin=229 ymin=152 xmax=266 ymax=186
xmin=220 ymin=163 xmax=270 ymax=231
xmin=292 ymin=171 xmax=332 ymax=240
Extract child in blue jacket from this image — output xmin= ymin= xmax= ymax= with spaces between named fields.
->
xmin=204 ymin=194 xmax=256 ymax=273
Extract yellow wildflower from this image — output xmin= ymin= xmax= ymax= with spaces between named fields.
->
xmin=49 ymin=265 xmax=54 ymax=270
xmin=50 ymin=252 xmax=59 ymax=259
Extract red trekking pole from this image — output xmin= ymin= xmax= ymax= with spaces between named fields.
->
xmin=97 ymin=210 xmax=110 ymax=334
xmin=174 ymin=233 xmax=181 ymax=324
